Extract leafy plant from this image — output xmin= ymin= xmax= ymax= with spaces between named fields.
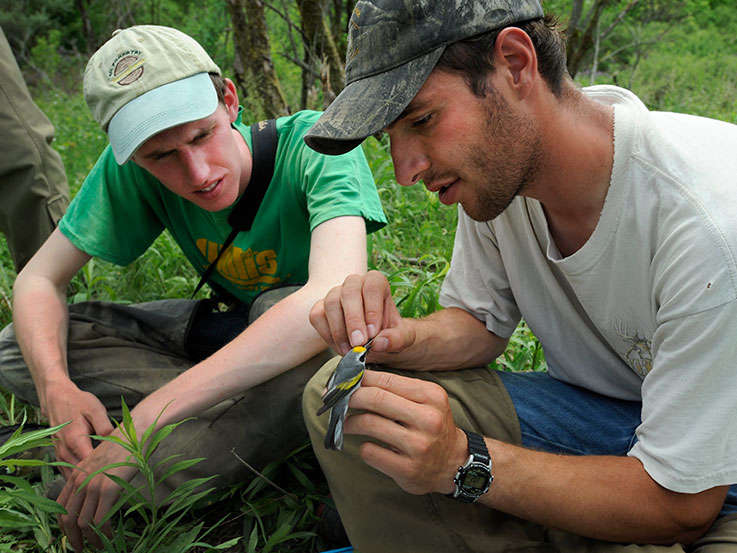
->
xmin=236 ymin=443 xmax=327 ymax=553
xmin=0 ymin=419 xmax=73 ymax=552
xmin=387 ymin=255 xmax=450 ymax=319
xmin=78 ymin=399 xmax=240 ymax=553
xmin=0 ymin=418 xmax=71 ymax=475
xmin=0 ymin=238 xmax=14 ymax=329
xmin=0 ymin=467 xmax=67 ymax=552
xmin=493 ymin=321 xmax=547 ymax=373
xmin=0 ymin=392 xmax=44 ymax=427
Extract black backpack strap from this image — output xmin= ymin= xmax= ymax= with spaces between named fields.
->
xmin=192 ymin=119 xmax=278 ymax=298
xmin=228 ymin=119 xmax=278 ymax=231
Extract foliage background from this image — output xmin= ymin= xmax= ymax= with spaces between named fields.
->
xmin=0 ymin=0 xmax=736 ymax=550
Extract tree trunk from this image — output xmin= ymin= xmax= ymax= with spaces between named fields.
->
xmin=75 ymin=0 xmax=96 ymax=54
xmin=565 ymin=0 xmax=641 ymax=79
xmin=329 ymin=0 xmax=351 ymax=60
xmin=297 ymin=0 xmax=345 ymax=108
xmin=226 ymin=0 xmax=290 ymax=119
xmin=565 ymin=0 xmax=610 ymax=78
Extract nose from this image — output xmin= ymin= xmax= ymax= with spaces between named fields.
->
xmin=180 ymin=148 xmax=209 ymax=186
xmin=389 ymin=134 xmax=430 ymax=187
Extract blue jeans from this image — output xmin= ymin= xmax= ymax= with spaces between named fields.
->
xmin=497 ymin=370 xmax=737 ymax=518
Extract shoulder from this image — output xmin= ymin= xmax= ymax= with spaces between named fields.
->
xmin=85 ymin=145 xmax=158 ymax=189
xmin=275 ymin=110 xmax=322 ymax=141
xmin=607 ymin=100 xmax=737 ymax=317
xmin=275 ymin=111 xmax=370 ymax=169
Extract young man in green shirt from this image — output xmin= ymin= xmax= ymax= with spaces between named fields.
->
xmin=0 ymin=25 xmax=385 ymax=552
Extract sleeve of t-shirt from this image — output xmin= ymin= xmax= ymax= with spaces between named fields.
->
xmin=303 ymin=147 xmax=387 ymax=234
xmin=58 ymin=146 xmax=165 ymax=265
xmin=628 ymin=298 xmax=737 ymax=493
xmin=439 ymin=205 xmax=521 ymax=338
xmin=285 ymin=113 xmax=386 ymax=234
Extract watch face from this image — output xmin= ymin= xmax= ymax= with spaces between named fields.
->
xmin=460 ymin=463 xmax=491 ymax=494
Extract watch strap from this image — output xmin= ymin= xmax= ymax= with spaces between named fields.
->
xmin=464 ymin=429 xmax=490 ymax=463
xmin=452 ymin=429 xmax=493 ymax=503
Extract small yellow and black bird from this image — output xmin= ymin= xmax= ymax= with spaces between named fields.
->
xmin=317 ymin=340 xmax=372 ymax=450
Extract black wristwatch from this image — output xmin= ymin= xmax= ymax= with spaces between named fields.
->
xmin=452 ymin=429 xmax=493 ymax=503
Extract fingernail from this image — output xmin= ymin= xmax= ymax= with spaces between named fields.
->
xmin=375 ymin=336 xmax=389 ymax=350
xmin=350 ymin=329 xmax=365 ymax=346
xmin=339 ymin=342 xmax=350 ymax=354
xmin=367 ymin=324 xmax=376 ymax=338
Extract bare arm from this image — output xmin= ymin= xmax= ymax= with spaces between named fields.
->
xmin=12 ymin=229 xmax=114 ymax=472
xmin=481 ymin=439 xmax=726 ymax=544
xmin=346 ymin=370 xmax=727 ymax=546
xmin=13 ymin=229 xmax=89 ymax=407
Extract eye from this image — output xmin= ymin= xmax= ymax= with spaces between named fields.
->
xmin=412 ymin=114 xmax=432 ymax=128
xmin=153 ymin=151 xmax=173 ymax=161
xmin=192 ymin=130 xmax=210 ymax=144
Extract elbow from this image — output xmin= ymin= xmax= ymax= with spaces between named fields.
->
xmin=669 ymin=522 xmax=713 ymax=547
xmin=11 ymin=268 xmax=31 ymax=309
xmin=668 ymin=509 xmax=718 ymax=546
xmin=656 ymin=488 xmax=724 ymax=546
xmin=12 ymin=266 xmax=29 ymax=294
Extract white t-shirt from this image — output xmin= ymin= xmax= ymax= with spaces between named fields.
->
xmin=440 ymin=85 xmax=737 ymax=494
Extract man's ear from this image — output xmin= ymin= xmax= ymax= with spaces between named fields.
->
xmin=223 ymin=78 xmax=240 ymax=122
xmin=494 ymin=27 xmax=537 ymax=101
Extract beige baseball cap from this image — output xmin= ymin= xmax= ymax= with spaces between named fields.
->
xmin=84 ymin=25 xmax=221 ymax=164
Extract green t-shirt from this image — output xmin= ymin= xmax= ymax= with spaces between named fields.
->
xmin=59 ymin=109 xmax=386 ymax=303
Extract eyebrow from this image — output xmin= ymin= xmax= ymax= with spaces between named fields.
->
xmin=386 ymin=98 xmax=429 ymax=130
xmin=138 ymin=146 xmax=172 ymax=160
xmin=138 ymin=123 xmax=215 ymax=160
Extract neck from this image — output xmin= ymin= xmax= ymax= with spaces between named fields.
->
xmin=525 ymin=86 xmax=614 ymax=256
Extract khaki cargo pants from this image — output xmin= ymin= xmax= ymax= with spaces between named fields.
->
xmin=0 ymin=26 xmax=69 ymax=272
xmin=0 ymin=286 xmax=332 ymax=496
xmin=303 ymin=358 xmax=737 ymax=553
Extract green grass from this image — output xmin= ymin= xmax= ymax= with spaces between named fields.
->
xmin=0 ymin=421 xmax=73 ymax=553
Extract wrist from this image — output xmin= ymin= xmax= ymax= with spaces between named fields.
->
xmin=435 ymin=426 xmax=469 ymax=494
xmin=37 ymin=376 xmax=78 ymax=418
xmin=449 ymin=429 xmax=493 ymax=503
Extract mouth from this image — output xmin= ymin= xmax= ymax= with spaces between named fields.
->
xmin=198 ymin=179 xmax=221 ymax=194
xmin=427 ymin=179 xmax=459 ymax=205
xmin=426 ymin=178 xmax=456 ymax=193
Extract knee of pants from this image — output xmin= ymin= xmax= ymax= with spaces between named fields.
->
xmin=302 ymin=355 xmax=340 ymax=439
xmin=249 ymin=284 xmax=304 ymax=324
xmin=0 ymin=322 xmax=39 ymax=405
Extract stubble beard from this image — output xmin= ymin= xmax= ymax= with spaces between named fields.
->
xmin=463 ymin=87 xmax=543 ymax=222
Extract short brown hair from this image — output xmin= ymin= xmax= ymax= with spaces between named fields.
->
xmin=435 ymin=14 xmax=568 ymax=97
xmin=210 ymin=73 xmax=227 ymax=104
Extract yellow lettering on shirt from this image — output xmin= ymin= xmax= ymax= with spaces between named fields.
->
xmin=196 ymin=238 xmax=282 ymax=289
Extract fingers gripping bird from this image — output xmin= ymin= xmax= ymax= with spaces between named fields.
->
xmin=316 ymin=341 xmax=372 ymax=451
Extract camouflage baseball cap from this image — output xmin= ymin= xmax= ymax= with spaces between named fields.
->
xmin=304 ymin=0 xmax=544 ymax=155
xmin=84 ymin=25 xmax=221 ymax=164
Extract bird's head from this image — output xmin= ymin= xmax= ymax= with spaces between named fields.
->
xmin=349 ymin=338 xmax=373 ymax=363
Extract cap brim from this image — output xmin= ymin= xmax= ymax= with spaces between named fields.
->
xmin=304 ymin=47 xmax=445 ymax=155
xmin=108 ymin=72 xmax=219 ymax=164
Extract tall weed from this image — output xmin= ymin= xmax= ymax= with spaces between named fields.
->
xmin=0 ymin=420 xmax=73 ymax=552
xmin=76 ymin=400 xmax=238 ymax=553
